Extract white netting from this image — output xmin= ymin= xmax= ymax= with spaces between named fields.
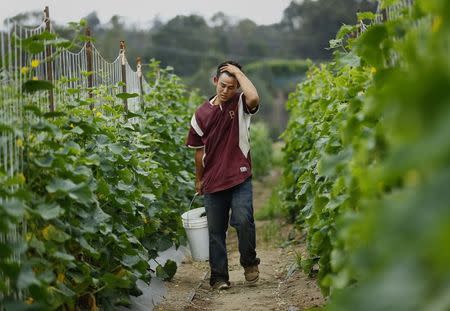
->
xmin=0 ymin=8 xmax=153 ymax=299
xmin=375 ymin=0 xmax=414 ymax=24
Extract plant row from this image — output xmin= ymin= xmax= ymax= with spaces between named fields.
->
xmin=1 ymin=51 xmax=198 ymax=309
xmin=280 ymin=0 xmax=450 ymax=309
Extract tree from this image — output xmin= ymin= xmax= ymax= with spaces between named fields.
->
xmin=280 ymin=0 xmax=376 ymax=59
xmin=150 ymin=15 xmax=218 ymax=76
xmin=3 ymin=11 xmax=43 ymax=26
xmin=84 ymin=11 xmax=101 ymax=31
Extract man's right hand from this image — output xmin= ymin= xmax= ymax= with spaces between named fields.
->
xmin=195 ymin=180 xmax=203 ymax=195
xmin=194 ymin=148 xmax=205 ymax=195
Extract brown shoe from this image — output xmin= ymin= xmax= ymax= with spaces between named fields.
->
xmin=244 ymin=265 xmax=259 ymax=284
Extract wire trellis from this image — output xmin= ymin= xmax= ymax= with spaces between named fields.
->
xmin=1 ymin=8 xmax=153 ymax=175
xmin=0 ymin=16 xmax=48 ymax=302
xmin=0 ymin=7 xmax=153 ymax=300
xmin=375 ymin=0 xmax=414 ymax=24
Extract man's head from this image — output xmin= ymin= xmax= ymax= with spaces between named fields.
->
xmin=213 ymin=61 xmax=242 ymax=103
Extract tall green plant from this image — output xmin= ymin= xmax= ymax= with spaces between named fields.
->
xmin=281 ymin=0 xmax=450 ymax=309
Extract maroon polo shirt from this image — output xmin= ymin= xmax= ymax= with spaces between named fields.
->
xmin=185 ymin=92 xmax=259 ymax=194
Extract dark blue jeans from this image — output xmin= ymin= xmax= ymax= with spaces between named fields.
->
xmin=204 ymin=177 xmax=260 ymax=286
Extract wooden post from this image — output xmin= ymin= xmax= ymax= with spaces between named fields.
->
xmin=44 ymin=6 xmax=54 ymax=112
xmin=120 ymin=40 xmax=128 ymax=112
xmin=136 ymin=57 xmax=144 ymax=111
xmin=86 ymin=27 xmax=94 ymax=110
xmin=381 ymin=8 xmax=387 ymax=22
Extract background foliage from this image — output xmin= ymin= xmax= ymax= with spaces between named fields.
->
xmin=5 ymin=0 xmax=377 ymax=140
xmin=249 ymin=122 xmax=273 ymax=180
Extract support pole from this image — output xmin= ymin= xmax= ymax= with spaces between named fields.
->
xmin=136 ymin=57 xmax=144 ymax=111
xmin=44 ymin=6 xmax=54 ymax=112
xmin=86 ymin=27 xmax=94 ymax=110
xmin=120 ymin=40 xmax=128 ymax=112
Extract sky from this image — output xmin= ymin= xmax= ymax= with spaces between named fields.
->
xmin=0 ymin=0 xmax=293 ymax=28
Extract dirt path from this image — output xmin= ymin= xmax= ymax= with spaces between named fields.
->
xmin=154 ymin=170 xmax=324 ymax=311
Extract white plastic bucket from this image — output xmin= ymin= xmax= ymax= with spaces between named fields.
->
xmin=181 ymin=206 xmax=209 ymax=261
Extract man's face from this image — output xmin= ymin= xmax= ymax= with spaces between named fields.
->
xmin=214 ymin=73 xmax=238 ymax=102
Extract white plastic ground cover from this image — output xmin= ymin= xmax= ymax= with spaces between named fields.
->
xmin=117 ymin=245 xmax=190 ymax=311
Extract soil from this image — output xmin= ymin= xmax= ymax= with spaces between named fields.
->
xmin=154 ymin=170 xmax=325 ymax=311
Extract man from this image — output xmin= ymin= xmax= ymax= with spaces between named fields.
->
xmin=185 ymin=61 xmax=260 ymax=290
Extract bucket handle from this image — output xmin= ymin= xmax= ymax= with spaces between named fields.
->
xmin=186 ymin=192 xmax=203 ymax=222
xmin=188 ymin=192 xmax=198 ymax=210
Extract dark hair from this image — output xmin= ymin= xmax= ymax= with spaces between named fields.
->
xmin=216 ymin=60 xmax=242 ymax=78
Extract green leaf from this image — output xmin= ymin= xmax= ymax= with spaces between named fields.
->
xmin=21 ymin=41 xmax=45 ymax=54
xmin=52 ymin=251 xmax=75 ymax=261
xmin=101 ymin=273 xmax=131 ymax=288
xmin=142 ymin=193 xmax=156 ymax=202
xmin=95 ymin=134 xmax=110 ymax=145
xmin=357 ymin=12 xmax=377 ymax=21
xmin=380 ymin=0 xmax=400 ymax=9
xmin=116 ymin=92 xmax=139 ymax=100
xmin=29 ymin=236 xmax=45 ymax=254
xmin=338 ymin=52 xmax=361 ymax=68
xmin=317 ymin=149 xmax=352 ymax=178
xmin=109 ymin=143 xmax=123 ymax=155
xmin=1 ymin=199 xmax=26 ymax=218
xmin=121 ymin=255 xmax=141 ymax=268
xmin=329 ymin=39 xmax=343 ymax=49
xmin=92 ymin=206 xmax=111 ymax=223
xmin=156 ymin=260 xmax=177 ymax=281
xmin=29 ymin=31 xmax=57 ymax=41
xmin=36 ymin=202 xmax=64 ymax=220
xmin=66 ymin=88 xmax=80 ymax=95
xmin=83 ymin=154 xmax=101 ymax=166
xmin=337 ymin=25 xmax=357 ymax=39
xmin=325 ymin=194 xmax=350 ymax=211
xmin=17 ymin=266 xmax=40 ymax=289
xmin=42 ymin=224 xmax=70 ymax=242
xmin=43 ymin=111 xmax=65 ymax=118
xmin=46 ymin=179 xmax=93 ymax=205
xmin=68 ymin=185 xmax=94 ymax=205
xmin=22 ymin=80 xmax=54 ymax=93
xmin=126 ymin=111 xmax=143 ymax=119
xmin=23 ymin=104 xmax=43 ymax=117
xmin=355 ymin=24 xmax=388 ymax=67
xmin=34 ymin=155 xmax=55 ymax=168
xmin=46 ymin=38 xmax=71 ymax=47
xmin=117 ymin=181 xmax=135 ymax=193
xmin=79 ymin=237 xmax=100 ymax=257
xmin=46 ymin=178 xmax=77 ymax=193
xmin=71 ymin=126 xmax=84 ymax=134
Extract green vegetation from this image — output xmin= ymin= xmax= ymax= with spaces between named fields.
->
xmin=3 ymin=0 xmax=449 ymax=309
xmin=6 ymin=0 xmax=376 ymax=140
xmin=250 ymin=122 xmax=273 ymax=180
xmin=0 ymin=30 xmax=197 ymax=309
xmin=245 ymin=60 xmax=310 ymax=138
xmin=271 ymin=142 xmax=285 ymax=168
xmin=255 ymin=184 xmax=285 ymax=221
xmin=280 ymin=0 xmax=450 ymax=309
xmin=253 ymin=141 xmax=286 ymax=222
xmin=260 ymin=221 xmax=283 ymax=245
